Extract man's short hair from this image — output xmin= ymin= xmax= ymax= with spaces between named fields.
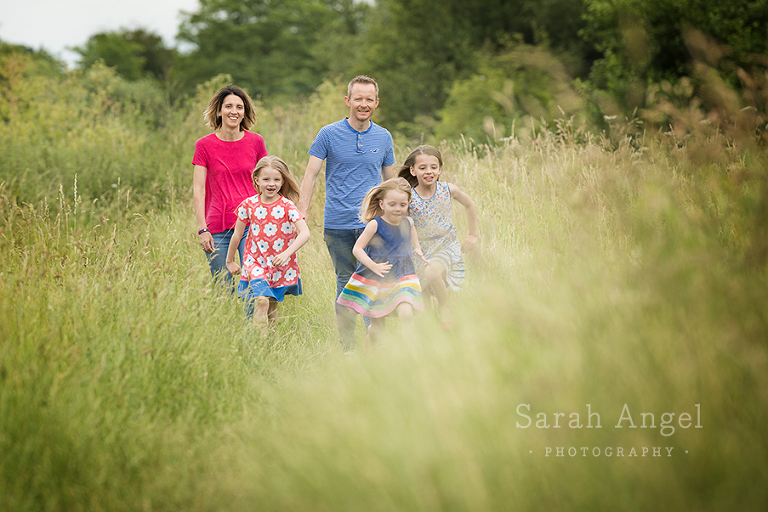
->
xmin=347 ymin=75 xmax=379 ymax=98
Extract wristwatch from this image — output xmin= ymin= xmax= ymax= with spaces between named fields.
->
xmin=198 ymin=228 xmax=210 ymax=235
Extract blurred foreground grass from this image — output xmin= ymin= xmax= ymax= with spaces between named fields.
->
xmin=2 ymin=120 xmax=767 ymax=510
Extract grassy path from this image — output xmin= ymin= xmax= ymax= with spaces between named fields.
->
xmin=2 ymin=135 xmax=767 ymax=510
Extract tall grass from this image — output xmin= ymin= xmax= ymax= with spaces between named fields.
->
xmin=1 ymin=55 xmax=767 ymax=510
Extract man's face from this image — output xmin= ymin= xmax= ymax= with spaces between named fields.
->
xmin=345 ymin=83 xmax=379 ymax=125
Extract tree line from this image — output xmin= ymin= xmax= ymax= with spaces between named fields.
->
xmin=2 ymin=0 xmax=767 ymax=141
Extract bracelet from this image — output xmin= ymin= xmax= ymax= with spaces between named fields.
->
xmin=198 ymin=228 xmax=210 ymax=235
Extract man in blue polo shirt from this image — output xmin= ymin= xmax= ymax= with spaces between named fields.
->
xmin=299 ymin=75 xmax=395 ymax=353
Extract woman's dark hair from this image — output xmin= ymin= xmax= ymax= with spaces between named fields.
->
xmin=203 ymin=85 xmax=257 ymax=131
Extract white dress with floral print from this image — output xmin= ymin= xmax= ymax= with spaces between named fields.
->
xmin=409 ymin=182 xmax=465 ymax=292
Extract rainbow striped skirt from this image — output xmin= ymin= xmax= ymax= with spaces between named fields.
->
xmin=337 ymin=270 xmax=424 ymax=318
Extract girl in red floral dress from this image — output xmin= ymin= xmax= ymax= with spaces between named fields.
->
xmin=226 ymin=156 xmax=311 ymax=331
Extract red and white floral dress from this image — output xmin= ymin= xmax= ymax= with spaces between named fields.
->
xmin=235 ymin=194 xmax=304 ymax=301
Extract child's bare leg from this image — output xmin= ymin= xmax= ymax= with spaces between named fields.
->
xmin=368 ymin=317 xmax=386 ymax=347
xmin=396 ymin=302 xmax=415 ymax=343
xmin=253 ymin=297 xmax=270 ymax=334
xmin=421 ymin=282 xmax=433 ymax=314
xmin=424 ymin=262 xmax=452 ymax=325
xmin=336 ymin=303 xmax=357 ymax=352
xmin=267 ymin=299 xmax=279 ymax=325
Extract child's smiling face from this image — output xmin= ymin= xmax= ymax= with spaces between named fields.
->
xmin=255 ymin=167 xmax=283 ymax=203
xmin=411 ymin=154 xmax=442 ymax=187
xmin=379 ymin=189 xmax=410 ymax=224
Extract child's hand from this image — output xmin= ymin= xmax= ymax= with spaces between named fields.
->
xmin=226 ymin=261 xmax=241 ymax=276
xmin=272 ymin=251 xmax=291 ymax=267
xmin=414 ymin=248 xmax=429 ymax=265
xmin=461 ymin=235 xmax=478 ymax=253
xmin=370 ymin=261 xmax=392 ymax=278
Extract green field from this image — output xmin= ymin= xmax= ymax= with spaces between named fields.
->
xmin=1 ymin=66 xmax=767 ymax=511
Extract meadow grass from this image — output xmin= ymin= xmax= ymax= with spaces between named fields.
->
xmin=2 ymin=121 xmax=767 ymax=510
xmin=1 ymin=62 xmax=768 ymax=510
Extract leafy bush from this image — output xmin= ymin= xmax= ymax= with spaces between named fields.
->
xmin=434 ymin=45 xmax=587 ymax=142
xmin=0 ymin=57 xmax=206 ymax=211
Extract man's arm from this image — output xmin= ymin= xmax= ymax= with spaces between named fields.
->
xmin=299 ymin=155 xmax=324 ymax=218
xmin=382 ymin=164 xmax=395 ymax=181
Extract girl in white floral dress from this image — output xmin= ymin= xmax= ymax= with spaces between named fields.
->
xmin=398 ymin=145 xmax=478 ymax=328
xmin=226 ymin=156 xmax=311 ymax=331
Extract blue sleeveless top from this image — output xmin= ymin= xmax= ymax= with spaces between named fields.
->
xmin=354 ymin=216 xmax=417 ymax=280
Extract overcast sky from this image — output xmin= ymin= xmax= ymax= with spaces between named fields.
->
xmin=0 ymin=0 xmax=200 ymax=67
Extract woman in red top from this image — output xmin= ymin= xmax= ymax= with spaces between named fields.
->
xmin=193 ymin=85 xmax=268 ymax=288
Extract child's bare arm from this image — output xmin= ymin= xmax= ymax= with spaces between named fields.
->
xmin=449 ymin=183 xmax=478 ymax=252
xmin=225 ymin=219 xmax=247 ymax=275
xmin=409 ymin=217 xmax=428 ymax=264
xmin=273 ymin=219 xmax=311 ymax=267
xmin=352 ymin=220 xmax=392 ymax=278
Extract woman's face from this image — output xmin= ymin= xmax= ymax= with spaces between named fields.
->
xmin=219 ymin=94 xmax=245 ymax=130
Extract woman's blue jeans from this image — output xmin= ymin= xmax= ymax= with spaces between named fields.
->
xmin=206 ymin=228 xmax=246 ymax=291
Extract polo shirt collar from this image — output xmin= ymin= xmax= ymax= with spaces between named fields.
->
xmin=344 ymin=117 xmax=374 ymax=135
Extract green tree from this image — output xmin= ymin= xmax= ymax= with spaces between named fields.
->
xmin=354 ymin=0 xmax=471 ymax=134
xmin=0 ymin=40 xmax=65 ymax=77
xmin=357 ymin=0 xmax=589 ymax=133
xmin=434 ymin=45 xmax=586 ymax=141
xmin=74 ymin=29 xmax=175 ymax=81
xmin=581 ymin=0 xmax=768 ymax=110
xmin=0 ymin=42 xmax=66 ymax=124
xmin=176 ymin=0 xmax=368 ymax=101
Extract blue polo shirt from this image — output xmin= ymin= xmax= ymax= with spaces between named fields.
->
xmin=308 ymin=118 xmax=395 ymax=229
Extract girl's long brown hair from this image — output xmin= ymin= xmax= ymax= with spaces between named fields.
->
xmin=360 ymin=177 xmax=412 ymax=222
xmin=396 ymin=145 xmax=444 ymax=188
xmin=252 ymin=156 xmax=300 ymax=205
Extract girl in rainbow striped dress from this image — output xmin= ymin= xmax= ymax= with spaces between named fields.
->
xmin=337 ymin=178 xmax=427 ymax=346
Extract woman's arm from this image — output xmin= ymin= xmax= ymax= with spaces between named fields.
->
xmin=273 ymin=219 xmax=311 ymax=267
xmin=193 ymin=164 xmax=214 ymax=253
xmin=352 ymin=220 xmax=392 ymax=278
xmin=449 ymin=183 xmax=478 ymax=253
xmin=225 ymin=219 xmax=247 ymax=275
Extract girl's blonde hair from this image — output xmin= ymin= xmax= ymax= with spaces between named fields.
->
xmin=203 ymin=85 xmax=257 ymax=131
xmin=360 ymin=177 xmax=412 ymax=222
xmin=252 ymin=156 xmax=300 ymax=205
xmin=397 ymin=145 xmax=443 ymax=188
